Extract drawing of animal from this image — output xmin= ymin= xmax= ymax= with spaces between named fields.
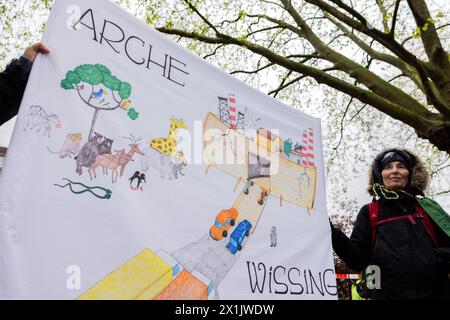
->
xmin=54 ymin=178 xmax=112 ymax=200
xmin=47 ymin=133 xmax=82 ymax=159
xmin=98 ymin=137 xmax=113 ymax=155
xmin=172 ymin=151 xmax=187 ymax=179
xmin=141 ymin=149 xmax=187 ymax=180
xmin=89 ymin=149 xmax=126 ymax=183
xmin=100 ymin=135 xmax=145 ymax=178
xmin=74 ymin=132 xmax=113 ymax=175
xmin=24 ymin=105 xmax=61 ymax=137
xmin=120 ymin=99 xmax=131 ymax=110
xmin=129 ymin=171 xmax=146 ymax=190
xmin=141 ymin=118 xmax=187 ymax=180
xmin=129 ymin=171 xmax=140 ymax=189
xmin=150 ymin=117 xmax=186 ymax=157
xmin=138 ymin=173 xmax=146 ymax=189
xmin=91 ymin=88 xmax=106 ymax=99
xmin=141 ymin=148 xmax=174 ymax=180
xmin=172 ymin=162 xmax=186 ymax=179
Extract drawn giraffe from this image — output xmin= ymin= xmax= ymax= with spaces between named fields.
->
xmin=150 ymin=117 xmax=186 ymax=156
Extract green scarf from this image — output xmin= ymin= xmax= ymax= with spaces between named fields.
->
xmin=372 ymin=183 xmax=450 ymax=237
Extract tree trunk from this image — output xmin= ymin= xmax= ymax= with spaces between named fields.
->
xmin=89 ymin=108 xmax=100 ymax=140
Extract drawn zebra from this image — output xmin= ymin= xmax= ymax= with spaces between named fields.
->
xmin=23 ymin=105 xmax=61 ymax=137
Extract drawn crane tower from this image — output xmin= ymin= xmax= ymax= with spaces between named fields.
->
xmin=218 ymin=96 xmax=245 ymax=131
xmin=218 ymin=96 xmax=232 ymax=128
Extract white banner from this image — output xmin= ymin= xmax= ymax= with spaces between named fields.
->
xmin=0 ymin=0 xmax=336 ymax=299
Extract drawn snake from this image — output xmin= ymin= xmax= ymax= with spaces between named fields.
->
xmin=54 ymin=178 xmax=112 ymax=199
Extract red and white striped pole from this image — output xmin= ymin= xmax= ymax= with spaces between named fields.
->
xmin=307 ymin=128 xmax=315 ymax=167
xmin=301 ymin=129 xmax=308 ymax=166
xmin=228 ymin=94 xmax=237 ymax=130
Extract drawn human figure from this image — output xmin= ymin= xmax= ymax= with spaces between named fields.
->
xmin=270 ymin=226 xmax=277 ymax=247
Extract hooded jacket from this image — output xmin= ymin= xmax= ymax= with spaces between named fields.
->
xmin=331 ymin=148 xmax=450 ymax=300
xmin=0 ymin=57 xmax=32 ymax=126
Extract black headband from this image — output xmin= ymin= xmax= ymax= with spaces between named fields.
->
xmin=374 ymin=149 xmax=414 ymax=183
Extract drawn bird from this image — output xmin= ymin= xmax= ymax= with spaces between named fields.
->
xmin=120 ymin=99 xmax=131 ymax=110
xmin=91 ymin=88 xmax=106 ymax=99
xmin=75 ymin=84 xmax=85 ymax=90
xmin=137 ymin=173 xmax=146 ymax=191
xmin=129 ymin=171 xmax=141 ymax=190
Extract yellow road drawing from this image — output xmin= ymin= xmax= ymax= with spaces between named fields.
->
xmin=232 ymin=178 xmax=269 ymax=234
xmin=78 ymin=249 xmax=181 ymax=300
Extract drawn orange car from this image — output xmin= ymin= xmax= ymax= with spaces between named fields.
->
xmin=209 ymin=208 xmax=239 ymax=241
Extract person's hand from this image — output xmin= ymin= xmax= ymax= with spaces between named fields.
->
xmin=22 ymin=42 xmax=50 ymax=62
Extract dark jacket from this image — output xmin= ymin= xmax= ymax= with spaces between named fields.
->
xmin=331 ymin=149 xmax=450 ymax=300
xmin=0 ymin=57 xmax=32 ymax=126
xmin=332 ymin=194 xmax=450 ymax=299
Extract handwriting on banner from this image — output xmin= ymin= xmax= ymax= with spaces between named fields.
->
xmin=71 ymin=8 xmax=190 ymax=87
xmin=246 ymin=261 xmax=337 ymax=296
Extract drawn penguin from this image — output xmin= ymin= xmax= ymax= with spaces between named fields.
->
xmin=137 ymin=173 xmax=146 ymax=191
xmin=129 ymin=171 xmax=140 ymax=190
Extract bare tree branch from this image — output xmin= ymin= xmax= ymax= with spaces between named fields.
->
xmin=406 ymin=0 xmax=450 ymax=108
xmin=401 ymin=23 xmax=450 ymax=45
xmin=304 ymin=0 xmax=450 ymax=117
xmin=333 ymin=97 xmax=354 ymax=151
xmin=157 ymin=26 xmax=436 ymax=131
xmin=375 ymin=0 xmax=391 ymax=33
xmin=203 ymin=44 xmax=226 ymax=59
xmin=280 ymin=0 xmax=432 ymax=115
xmin=246 ymin=26 xmax=284 ymax=37
xmin=182 ymin=0 xmax=219 ymax=35
xmin=246 ymin=13 xmax=305 ymax=37
xmin=230 ymin=62 xmax=274 ymax=75
xmin=390 ymin=0 xmax=402 ymax=37
xmin=155 ymin=0 xmax=450 ymax=154
xmin=431 ymin=189 xmax=450 ymax=197
xmin=324 ymin=13 xmax=425 ymax=93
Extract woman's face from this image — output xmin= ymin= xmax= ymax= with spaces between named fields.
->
xmin=381 ymin=161 xmax=410 ymax=190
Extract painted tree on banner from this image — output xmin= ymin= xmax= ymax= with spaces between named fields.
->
xmin=60 ymin=64 xmax=138 ymax=139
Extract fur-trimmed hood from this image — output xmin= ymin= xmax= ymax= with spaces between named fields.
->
xmin=368 ymin=148 xmax=430 ymax=196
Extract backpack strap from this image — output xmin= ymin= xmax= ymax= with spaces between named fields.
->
xmin=368 ymin=200 xmax=438 ymax=248
xmin=414 ymin=203 xmax=438 ymax=246
xmin=368 ymin=201 xmax=379 ymax=247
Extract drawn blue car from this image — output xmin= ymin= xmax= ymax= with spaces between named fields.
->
xmin=226 ymin=220 xmax=252 ymax=254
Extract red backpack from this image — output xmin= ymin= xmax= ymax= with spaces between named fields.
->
xmin=368 ymin=200 xmax=438 ymax=248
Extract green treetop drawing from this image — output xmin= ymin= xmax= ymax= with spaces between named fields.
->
xmin=61 ymin=64 xmax=139 ymax=139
